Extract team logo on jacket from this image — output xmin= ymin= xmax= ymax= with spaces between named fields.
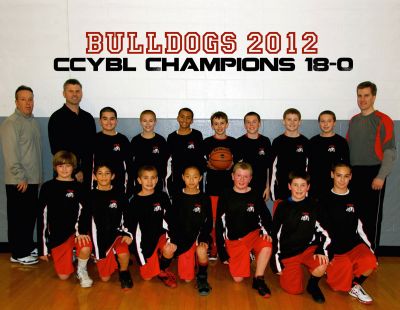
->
xmin=258 ymin=148 xmax=265 ymax=156
xmin=193 ymin=203 xmax=201 ymax=213
xmin=346 ymin=204 xmax=355 ymax=213
xmin=296 ymin=145 xmax=304 ymax=153
xmin=113 ymin=144 xmax=121 ymax=151
xmin=109 ymin=200 xmax=118 ymax=208
xmin=300 ymin=212 xmax=310 ymax=221
xmin=65 ymin=190 xmax=75 ymax=198
xmin=152 ymin=146 xmax=160 ymax=154
xmin=327 ymin=145 xmax=336 ymax=152
xmin=153 ymin=203 xmax=162 ymax=212
xmin=187 ymin=141 xmax=195 ymax=149
xmin=246 ymin=203 xmax=255 ymax=212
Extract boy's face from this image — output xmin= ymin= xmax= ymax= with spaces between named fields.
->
xmin=182 ymin=167 xmax=202 ymax=190
xmin=177 ymin=110 xmax=193 ymax=129
xmin=288 ymin=177 xmax=310 ymax=201
xmin=331 ymin=166 xmax=352 ymax=192
xmin=137 ymin=170 xmax=158 ymax=192
xmin=319 ymin=114 xmax=335 ymax=135
xmin=283 ymin=113 xmax=301 ymax=133
xmin=95 ymin=166 xmax=114 ymax=188
xmin=232 ymin=168 xmax=252 ymax=191
xmin=244 ymin=115 xmax=260 ymax=135
xmin=100 ymin=111 xmax=118 ymax=132
xmin=140 ymin=113 xmax=156 ymax=133
xmin=212 ymin=117 xmax=229 ymax=136
xmin=56 ymin=164 xmax=74 ymax=180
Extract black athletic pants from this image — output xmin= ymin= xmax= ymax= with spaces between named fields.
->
xmin=6 ymin=184 xmax=38 ymax=258
xmin=350 ymin=165 xmax=386 ymax=252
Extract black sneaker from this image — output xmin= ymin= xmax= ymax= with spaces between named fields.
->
xmin=252 ymin=277 xmax=271 ymax=298
xmin=196 ymin=274 xmax=211 ymax=296
xmin=119 ymin=270 xmax=133 ymax=289
xmin=306 ymin=281 xmax=325 ymax=303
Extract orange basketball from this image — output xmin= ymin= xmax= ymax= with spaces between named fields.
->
xmin=209 ymin=147 xmax=233 ymax=170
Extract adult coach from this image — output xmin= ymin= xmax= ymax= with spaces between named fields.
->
xmin=48 ymin=79 xmax=96 ymax=189
xmin=347 ymin=81 xmax=396 ymax=252
xmin=0 ymin=86 xmax=42 ymax=264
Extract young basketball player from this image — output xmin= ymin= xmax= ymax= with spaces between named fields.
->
xmin=131 ymin=110 xmax=169 ymax=193
xmin=237 ymin=111 xmax=272 ymax=200
xmin=322 ymin=162 xmax=377 ymax=304
xmin=79 ymin=161 xmax=133 ymax=289
xmin=271 ymin=108 xmax=309 ymax=200
xmin=38 ymin=151 xmax=93 ymax=287
xmin=272 ymin=171 xmax=330 ymax=303
xmin=216 ymin=162 xmax=273 ymax=298
xmin=203 ymin=111 xmax=238 ymax=259
xmin=130 ymin=165 xmax=177 ymax=288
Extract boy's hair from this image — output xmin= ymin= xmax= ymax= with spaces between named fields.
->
xmin=283 ymin=108 xmax=301 ymax=120
xmin=232 ymin=162 xmax=253 ymax=175
xmin=63 ymin=79 xmax=82 ymax=90
xmin=331 ymin=161 xmax=352 ymax=173
xmin=178 ymin=107 xmax=194 ymax=118
xmin=288 ymin=170 xmax=310 ymax=184
xmin=137 ymin=165 xmax=158 ymax=177
xmin=53 ymin=151 xmax=77 ymax=170
xmin=183 ymin=165 xmax=201 ymax=175
xmin=140 ymin=109 xmax=156 ymax=120
xmin=211 ymin=111 xmax=228 ymax=124
xmin=318 ymin=110 xmax=336 ymax=122
xmin=357 ymin=81 xmax=377 ymax=96
xmin=15 ymin=85 xmax=33 ymax=100
xmin=93 ymin=161 xmax=114 ymax=174
xmin=100 ymin=106 xmax=117 ymax=118
xmin=244 ymin=111 xmax=261 ymax=122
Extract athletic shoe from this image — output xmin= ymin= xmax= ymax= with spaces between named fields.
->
xmin=77 ymin=269 xmax=93 ymax=288
xmin=349 ymin=284 xmax=373 ymax=304
xmin=10 ymin=255 xmax=38 ymax=265
xmin=158 ymin=270 xmax=177 ymax=288
xmin=208 ymin=254 xmax=218 ymax=261
xmin=196 ymin=274 xmax=211 ymax=296
xmin=306 ymin=281 xmax=325 ymax=303
xmin=119 ymin=270 xmax=133 ymax=289
xmin=252 ymin=277 xmax=271 ymax=298
xmin=30 ymin=248 xmax=38 ymax=257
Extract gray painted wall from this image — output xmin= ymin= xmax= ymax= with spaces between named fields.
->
xmin=0 ymin=117 xmax=398 ymax=245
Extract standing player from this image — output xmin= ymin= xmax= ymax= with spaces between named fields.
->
xmin=79 ymin=162 xmax=133 ymax=289
xmin=237 ymin=112 xmax=272 ymax=200
xmin=271 ymin=108 xmax=309 ymax=201
xmin=167 ymin=166 xmax=213 ymax=295
xmin=322 ymin=162 xmax=377 ymax=304
xmin=308 ymin=110 xmax=349 ymax=199
xmin=38 ymin=151 xmax=93 ymax=288
xmin=216 ymin=162 xmax=273 ymax=298
xmin=347 ymin=81 xmax=396 ymax=251
xmin=203 ymin=111 xmax=238 ymax=259
xmin=130 ymin=166 xmax=177 ymax=288
xmin=272 ymin=171 xmax=330 ymax=303
xmin=167 ymin=108 xmax=205 ymax=198
xmin=131 ymin=110 xmax=169 ymax=193
xmin=93 ymin=107 xmax=134 ymax=197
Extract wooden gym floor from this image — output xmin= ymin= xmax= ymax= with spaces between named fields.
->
xmin=0 ymin=254 xmax=399 ymax=310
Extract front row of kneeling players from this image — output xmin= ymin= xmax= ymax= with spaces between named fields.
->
xmin=38 ymin=151 xmax=377 ymax=303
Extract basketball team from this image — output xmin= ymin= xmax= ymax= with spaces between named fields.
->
xmin=1 ymin=80 xmax=396 ymax=304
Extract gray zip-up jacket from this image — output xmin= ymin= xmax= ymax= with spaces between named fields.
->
xmin=0 ymin=109 xmax=42 ymax=184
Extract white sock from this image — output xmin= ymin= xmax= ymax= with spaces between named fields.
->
xmin=77 ymin=257 xmax=89 ymax=272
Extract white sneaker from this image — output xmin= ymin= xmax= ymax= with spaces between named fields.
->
xmin=77 ymin=269 xmax=93 ymax=288
xmin=349 ymin=284 xmax=373 ymax=304
xmin=30 ymin=248 xmax=38 ymax=257
xmin=10 ymin=255 xmax=39 ymax=265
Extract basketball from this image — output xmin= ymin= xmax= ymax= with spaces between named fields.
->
xmin=209 ymin=147 xmax=233 ymax=170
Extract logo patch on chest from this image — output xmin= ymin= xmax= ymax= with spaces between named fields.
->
xmin=153 ymin=203 xmax=162 ymax=212
xmin=346 ymin=204 xmax=355 ymax=213
xmin=327 ymin=145 xmax=336 ymax=152
xmin=113 ymin=144 xmax=121 ymax=151
xmin=300 ymin=212 xmax=310 ymax=221
xmin=65 ymin=190 xmax=75 ymax=198
xmin=246 ymin=203 xmax=255 ymax=212
xmin=109 ymin=200 xmax=118 ymax=208
xmin=187 ymin=141 xmax=195 ymax=149
xmin=152 ymin=146 xmax=160 ymax=154
xmin=258 ymin=148 xmax=265 ymax=156
xmin=296 ymin=145 xmax=304 ymax=153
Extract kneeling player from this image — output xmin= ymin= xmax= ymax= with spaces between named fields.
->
xmin=216 ymin=162 xmax=273 ymax=298
xmin=272 ymin=171 xmax=330 ymax=303
xmin=322 ymin=162 xmax=377 ymax=304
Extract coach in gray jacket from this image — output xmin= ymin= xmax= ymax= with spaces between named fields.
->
xmin=0 ymin=85 xmax=42 ymax=265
